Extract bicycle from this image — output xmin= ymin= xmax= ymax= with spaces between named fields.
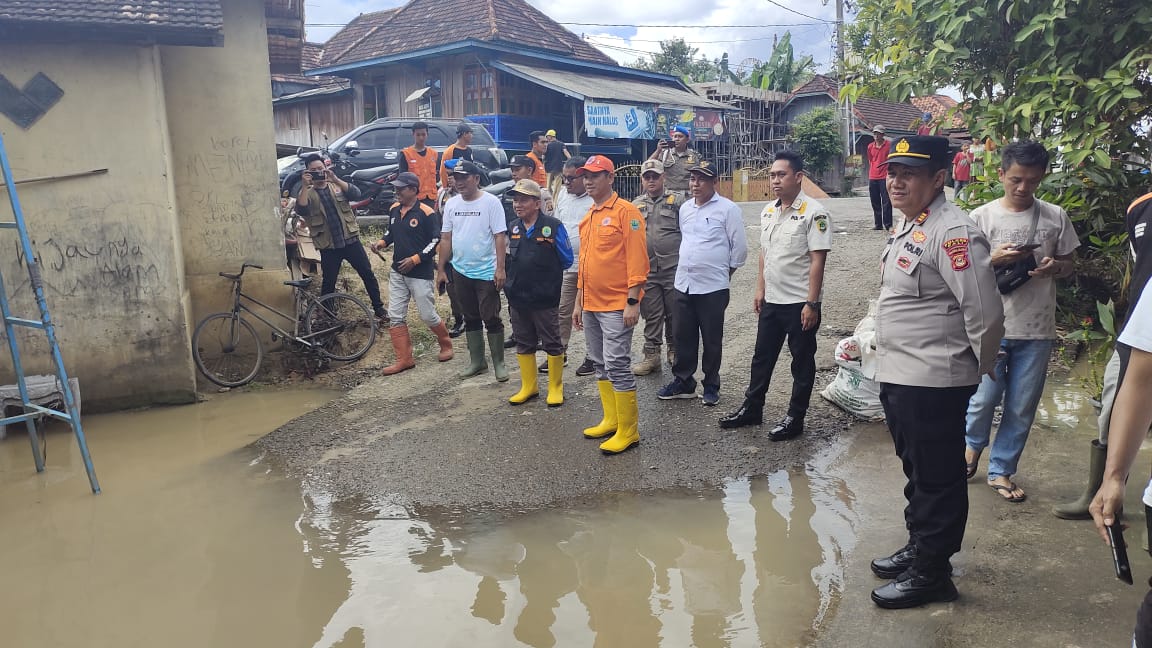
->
xmin=191 ymin=263 xmax=377 ymax=387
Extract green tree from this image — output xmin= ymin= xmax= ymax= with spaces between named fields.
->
xmin=843 ymin=0 xmax=1152 ymax=301
xmin=788 ymin=107 xmax=842 ymax=181
xmin=632 ymin=38 xmax=721 ymax=83
xmin=748 ymin=32 xmax=817 ymax=92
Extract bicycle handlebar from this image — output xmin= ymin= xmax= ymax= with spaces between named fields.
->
xmin=218 ymin=263 xmax=265 ymax=280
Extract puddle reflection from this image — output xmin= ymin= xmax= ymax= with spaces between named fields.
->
xmin=304 ymin=470 xmax=855 ymax=648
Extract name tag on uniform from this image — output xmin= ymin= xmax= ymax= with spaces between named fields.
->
xmin=895 ymin=252 xmax=921 ymax=275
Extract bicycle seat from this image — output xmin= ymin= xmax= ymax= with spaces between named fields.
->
xmin=283 ymin=278 xmax=313 ymax=288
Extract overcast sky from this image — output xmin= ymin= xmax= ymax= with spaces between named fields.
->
xmin=303 ymin=0 xmax=841 ymax=77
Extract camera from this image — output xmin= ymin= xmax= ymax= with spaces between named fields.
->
xmin=308 ymin=170 xmax=326 ymax=180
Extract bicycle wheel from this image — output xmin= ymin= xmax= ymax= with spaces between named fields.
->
xmin=303 ymin=293 xmax=376 ymax=361
xmin=192 ymin=313 xmax=263 ymax=387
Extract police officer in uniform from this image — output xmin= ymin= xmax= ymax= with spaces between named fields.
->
xmin=504 ymin=179 xmax=573 ymax=408
xmin=869 ymin=136 xmax=1004 ymax=609
xmin=632 ymin=159 xmax=685 ymax=374
xmin=648 ymin=125 xmax=699 ymax=197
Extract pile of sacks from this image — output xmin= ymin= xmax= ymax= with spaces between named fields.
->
xmin=820 ymin=300 xmax=884 ymax=420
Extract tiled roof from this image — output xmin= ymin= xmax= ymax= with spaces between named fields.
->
xmin=274 ymin=43 xmax=344 ymax=87
xmin=0 ymin=0 xmax=223 ymax=32
xmin=317 ymin=8 xmax=400 ymax=67
xmin=319 ymin=0 xmax=614 ymax=68
xmin=911 ymin=95 xmax=966 ymax=130
xmin=852 ymin=97 xmax=927 ymax=133
xmin=790 ymin=74 xmax=840 ymax=97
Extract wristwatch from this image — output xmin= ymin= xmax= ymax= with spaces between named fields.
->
xmin=805 ymin=301 xmax=821 ymax=310
xmin=627 ymin=297 xmax=639 ymax=305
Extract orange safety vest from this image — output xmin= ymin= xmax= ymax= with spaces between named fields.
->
xmin=402 ymin=146 xmax=439 ymax=201
xmin=526 ymin=151 xmax=548 ymax=186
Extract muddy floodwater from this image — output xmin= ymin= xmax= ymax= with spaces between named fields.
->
xmin=0 ymin=389 xmax=856 ymax=648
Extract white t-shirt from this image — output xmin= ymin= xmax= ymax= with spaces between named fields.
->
xmin=554 ymin=188 xmax=594 ymax=274
xmin=970 ymin=198 xmax=1080 ymax=339
xmin=441 ymin=192 xmax=507 ymax=280
xmin=1120 ymin=289 xmax=1152 ymax=508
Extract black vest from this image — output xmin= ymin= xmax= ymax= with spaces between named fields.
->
xmin=505 ymin=214 xmax=564 ymax=309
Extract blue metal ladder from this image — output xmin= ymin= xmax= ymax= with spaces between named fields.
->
xmin=0 ymin=130 xmax=100 ymax=493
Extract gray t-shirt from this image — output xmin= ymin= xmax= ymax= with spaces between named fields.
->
xmin=970 ymin=197 xmax=1080 ymax=339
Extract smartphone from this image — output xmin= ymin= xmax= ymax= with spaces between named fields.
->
xmin=437 ymin=281 xmax=447 ymax=296
xmin=1012 ymin=243 xmax=1041 ymax=251
xmin=1106 ymin=523 xmax=1134 ymax=585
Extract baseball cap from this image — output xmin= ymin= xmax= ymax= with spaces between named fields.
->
xmin=872 ymin=125 xmax=886 ymax=134
xmin=887 ymin=135 xmax=950 ymax=167
xmin=507 ymin=179 xmax=542 ymax=198
xmin=451 ymin=160 xmax=483 ymax=176
xmin=509 ymin=154 xmax=537 ymax=169
xmin=455 ymin=122 xmax=473 ymax=136
xmin=389 ymin=171 xmax=421 ymax=189
xmin=687 ymin=160 xmax=717 ymax=178
xmin=545 ymin=129 xmax=557 ymax=137
xmin=640 ymin=159 xmax=665 ymax=176
xmin=581 ymin=155 xmax=615 ymax=174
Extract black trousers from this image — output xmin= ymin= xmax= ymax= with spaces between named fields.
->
xmin=454 ymin=273 xmax=503 ymax=333
xmin=445 ymin=264 xmax=463 ymax=323
xmin=869 ymin=179 xmax=893 ymax=229
xmin=671 ymin=289 xmax=729 ymax=389
xmin=319 ymin=243 xmax=383 ymax=312
xmin=743 ymin=302 xmax=818 ymax=417
xmin=879 ymin=383 xmax=978 ymax=567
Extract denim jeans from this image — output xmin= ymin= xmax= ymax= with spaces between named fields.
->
xmin=965 ymin=338 xmax=1053 ymax=480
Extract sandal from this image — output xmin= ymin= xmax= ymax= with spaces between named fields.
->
xmin=965 ymin=448 xmax=982 ymax=480
xmin=989 ymin=481 xmax=1026 ymax=503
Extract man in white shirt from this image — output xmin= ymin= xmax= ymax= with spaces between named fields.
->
xmin=657 ymin=160 xmax=747 ymax=407
xmin=544 ymin=155 xmax=595 ymax=375
xmin=963 ymin=140 xmax=1079 ymax=503
xmin=436 ymin=161 xmax=509 ymax=382
xmin=720 ymin=151 xmax=831 ymax=440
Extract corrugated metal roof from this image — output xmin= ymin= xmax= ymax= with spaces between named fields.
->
xmin=495 ymin=62 xmax=732 ymax=110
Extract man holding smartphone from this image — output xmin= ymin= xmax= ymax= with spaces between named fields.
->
xmin=963 ymin=141 xmax=1079 ymax=504
xmin=295 ymin=154 xmax=386 ymax=319
xmin=648 ymin=125 xmax=698 ymax=197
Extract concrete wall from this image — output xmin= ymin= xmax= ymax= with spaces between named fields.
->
xmin=0 ymin=0 xmax=290 ymax=411
xmin=161 ymin=0 xmax=289 ymax=327
xmin=0 ymin=44 xmax=196 ymax=410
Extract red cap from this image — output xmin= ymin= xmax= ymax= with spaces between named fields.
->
xmin=581 ymin=155 xmax=615 ymax=174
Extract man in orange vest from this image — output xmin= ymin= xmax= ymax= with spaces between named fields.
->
xmin=399 ymin=121 xmax=440 ymax=207
xmin=440 ymin=123 xmax=476 ymax=188
xmin=525 ymin=131 xmax=549 ymax=187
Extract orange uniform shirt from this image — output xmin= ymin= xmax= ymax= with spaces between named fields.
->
xmin=577 ymin=193 xmax=650 ymax=312
xmin=526 ymin=151 xmax=548 ymax=186
xmin=439 ymin=143 xmax=471 ymax=188
xmin=401 ymin=145 xmax=439 ymax=202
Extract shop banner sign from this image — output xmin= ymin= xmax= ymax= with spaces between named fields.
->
xmin=657 ymin=108 xmax=726 ymax=141
xmin=584 ymin=102 xmax=656 ymax=139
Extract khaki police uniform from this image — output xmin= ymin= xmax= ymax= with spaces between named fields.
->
xmin=741 ymin=192 xmax=832 ymax=417
xmin=633 ymin=190 xmax=685 ymax=355
xmin=875 ymin=190 xmax=1004 ymax=570
xmin=657 ymin=148 xmax=700 ymax=194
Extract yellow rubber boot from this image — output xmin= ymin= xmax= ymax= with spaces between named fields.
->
xmin=582 ymin=380 xmax=618 ymax=438
xmin=508 ymin=354 xmax=539 ymax=405
xmin=546 ymin=354 xmax=565 ymax=407
xmin=600 ymin=390 xmax=640 ymax=455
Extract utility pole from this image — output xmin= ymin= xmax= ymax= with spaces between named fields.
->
xmin=835 ymin=0 xmax=845 ymax=76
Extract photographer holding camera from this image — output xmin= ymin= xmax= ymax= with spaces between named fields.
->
xmin=295 ymin=154 xmax=386 ymax=319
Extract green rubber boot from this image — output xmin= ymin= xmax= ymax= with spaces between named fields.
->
xmin=487 ymin=331 xmax=509 ymax=382
xmin=458 ymin=330 xmax=489 ymax=378
xmin=1053 ymin=440 xmax=1107 ymax=520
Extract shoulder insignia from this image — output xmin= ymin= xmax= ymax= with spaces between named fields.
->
xmin=914 ymin=209 xmax=930 ymax=225
xmin=630 ymin=219 xmax=640 ymax=231
xmin=942 ymin=237 xmax=971 ymax=271
xmin=666 ymin=195 xmax=676 ymax=205
xmin=798 ymin=201 xmax=808 ymax=215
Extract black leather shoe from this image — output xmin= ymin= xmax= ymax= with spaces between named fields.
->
xmin=766 ymin=415 xmax=803 ymax=441
xmin=504 ymin=336 xmax=517 ymax=349
xmin=719 ymin=403 xmax=763 ymax=429
xmin=871 ymin=543 xmax=915 ymax=579
xmin=870 ymin=567 xmax=958 ymax=609
xmin=448 ymin=320 xmax=465 ymax=338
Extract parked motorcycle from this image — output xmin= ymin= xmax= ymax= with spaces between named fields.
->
xmin=280 ymin=143 xmax=399 ymax=216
